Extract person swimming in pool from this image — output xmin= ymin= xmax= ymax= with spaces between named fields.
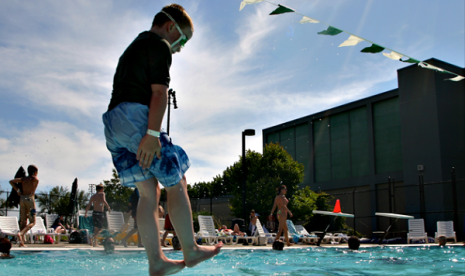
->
xmin=102 ymin=4 xmax=221 ymax=275
xmin=270 ymin=185 xmax=293 ymax=246
xmin=0 ymin=237 xmax=14 ymax=259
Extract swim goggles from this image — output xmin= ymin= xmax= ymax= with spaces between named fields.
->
xmin=159 ymin=11 xmax=188 ymax=49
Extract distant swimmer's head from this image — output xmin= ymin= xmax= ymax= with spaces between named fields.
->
xmin=0 ymin=237 xmax=13 ymax=259
xmin=27 ymin=165 xmax=38 ymax=176
xmin=348 ymin=236 xmax=360 ymax=250
xmin=152 ymin=4 xmax=194 ymax=54
xmin=438 ymin=236 xmax=446 ymax=246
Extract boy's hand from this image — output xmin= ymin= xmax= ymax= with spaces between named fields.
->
xmin=137 ymin=134 xmax=162 ymax=169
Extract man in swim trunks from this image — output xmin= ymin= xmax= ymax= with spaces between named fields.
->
xmin=9 ymin=165 xmax=39 ymax=247
xmin=102 ymin=4 xmax=221 ymax=274
xmin=85 ymin=184 xmax=111 ymax=247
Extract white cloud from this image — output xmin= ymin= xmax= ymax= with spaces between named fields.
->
xmin=0 ymin=121 xmax=112 ymax=192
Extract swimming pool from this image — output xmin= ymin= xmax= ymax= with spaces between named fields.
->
xmin=3 ymin=246 xmax=464 ymax=275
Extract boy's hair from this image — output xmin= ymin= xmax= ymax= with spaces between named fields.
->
xmin=0 ymin=237 xmax=11 ymax=255
xmin=438 ymin=235 xmax=447 ymax=245
xmin=96 ymin=184 xmax=104 ymax=192
xmin=27 ymin=165 xmax=38 ymax=176
xmin=152 ymin=4 xmax=194 ymax=31
xmin=348 ymin=236 xmax=360 ymax=250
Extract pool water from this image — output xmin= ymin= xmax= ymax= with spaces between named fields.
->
xmin=2 ymin=246 xmax=464 ymax=275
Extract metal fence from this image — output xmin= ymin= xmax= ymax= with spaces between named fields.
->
xmin=323 ymin=168 xmax=464 ymax=241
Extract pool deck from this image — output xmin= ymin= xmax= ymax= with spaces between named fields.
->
xmin=10 ymin=242 xmax=464 ymax=252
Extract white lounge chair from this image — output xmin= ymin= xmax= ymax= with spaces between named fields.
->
xmin=295 ymin=225 xmax=319 ymax=244
xmin=28 ymin=217 xmax=63 ymax=244
xmin=435 ymin=221 xmax=456 ymax=243
xmin=407 ymin=218 xmax=428 ymax=244
xmin=106 ymin=211 xmax=124 ymax=232
xmin=197 ymin=215 xmax=233 ymax=245
xmin=45 ymin=214 xmax=59 ymax=230
xmin=0 ymin=216 xmax=20 ymax=237
xmin=253 ymin=219 xmax=273 ymax=245
xmin=285 ymin=220 xmax=305 ymax=244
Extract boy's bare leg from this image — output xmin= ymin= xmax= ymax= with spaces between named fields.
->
xmin=166 ymin=176 xmax=222 ymax=268
xmin=135 ymin=178 xmax=184 ymax=276
xmin=121 ymin=228 xmax=138 ymax=247
xmin=17 ymin=232 xmax=27 ymax=247
xmin=137 ymin=230 xmax=143 ymax=247
xmin=93 ymin=227 xmax=101 ymax=247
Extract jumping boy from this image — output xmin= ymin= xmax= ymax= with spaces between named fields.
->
xmin=102 ymin=4 xmax=221 ymax=275
xmin=9 ymin=165 xmax=39 ymax=247
xmin=85 ymin=184 xmax=111 ymax=247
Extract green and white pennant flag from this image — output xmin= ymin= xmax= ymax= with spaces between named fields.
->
xmin=418 ymin=62 xmax=445 ymax=72
xmin=300 ymin=16 xmax=319 ymax=24
xmin=383 ymin=51 xmax=403 ymax=60
xmin=339 ymin=35 xmax=364 ymax=47
xmin=239 ymin=0 xmax=263 ymax=11
xmin=446 ymin=75 xmax=465 ymax=81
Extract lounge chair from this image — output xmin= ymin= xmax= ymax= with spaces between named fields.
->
xmin=253 ymin=219 xmax=274 ymax=245
xmin=407 ymin=218 xmax=428 ymax=244
xmin=435 ymin=221 xmax=456 ymax=243
xmin=28 ymin=217 xmax=63 ymax=244
xmin=285 ymin=220 xmax=304 ymax=244
xmin=106 ymin=211 xmax=124 ymax=231
xmin=0 ymin=216 xmax=20 ymax=238
xmin=45 ymin=214 xmax=58 ymax=229
xmin=197 ymin=215 xmax=233 ymax=245
xmin=295 ymin=225 xmax=319 ymax=244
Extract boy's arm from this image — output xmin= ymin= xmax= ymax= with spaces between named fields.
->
xmin=9 ymin=178 xmax=22 ymax=194
xmin=137 ymin=84 xmax=168 ymax=169
xmin=103 ymin=194 xmax=111 ymax=212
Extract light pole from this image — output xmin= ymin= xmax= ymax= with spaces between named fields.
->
xmin=167 ymin=88 xmax=178 ymax=136
xmin=242 ymin=129 xmax=255 ymax=230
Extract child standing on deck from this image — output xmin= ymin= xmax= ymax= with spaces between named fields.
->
xmin=102 ymin=4 xmax=221 ymax=275
xmin=85 ymin=184 xmax=111 ymax=247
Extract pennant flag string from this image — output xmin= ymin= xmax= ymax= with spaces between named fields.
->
xmin=239 ymin=0 xmax=464 ymax=81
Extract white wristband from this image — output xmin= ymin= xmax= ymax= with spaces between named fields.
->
xmin=146 ymin=129 xmax=160 ymax=138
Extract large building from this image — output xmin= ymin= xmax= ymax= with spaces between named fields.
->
xmin=263 ymin=58 xmax=464 ymax=239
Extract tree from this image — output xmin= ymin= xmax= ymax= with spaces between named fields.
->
xmin=223 ymin=143 xmax=304 ymax=219
xmin=101 ymin=168 xmax=134 ymax=212
xmin=289 ymin=188 xmax=346 ymax=232
xmin=36 ymin=186 xmax=90 ymax=215
xmin=0 ymin=197 xmax=7 ymax=216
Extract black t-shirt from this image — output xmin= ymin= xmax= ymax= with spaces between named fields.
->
xmin=108 ymin=31 xmax=172 ymax=111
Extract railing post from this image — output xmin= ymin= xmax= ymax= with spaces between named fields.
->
xmin=388 ymin=177 xmax=392 ymax=213
xmin=451 ymin=167 xmax=458 ymax=234
xmin=419 ymin=174 xmax=425 ymax=219
xmin=352 ymin=188 xmax=356 ymax=233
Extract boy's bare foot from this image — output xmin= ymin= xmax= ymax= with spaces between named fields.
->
xmin=122 ymin=241 xmax=128 ymax=248
xmin=17 ymin=233 xmax=27 ymax=247
xmin=148 ymin=257 xmax=185 ymax=276
xmin=184 ymin=242 xmax=223 ymax=268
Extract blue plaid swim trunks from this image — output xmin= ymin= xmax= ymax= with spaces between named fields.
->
xmin=102 ymin=102 xmax=190 ymax=187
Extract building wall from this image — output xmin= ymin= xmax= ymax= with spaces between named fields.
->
xmin=262 ymin=58 xmax=465 ymax=238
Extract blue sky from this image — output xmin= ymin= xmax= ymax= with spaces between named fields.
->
xmin=0 ymin=0 xmax=463 ymax=193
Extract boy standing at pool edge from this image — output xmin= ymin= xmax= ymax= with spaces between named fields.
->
xmin=102 ymin=4 xmax=222 ymax=275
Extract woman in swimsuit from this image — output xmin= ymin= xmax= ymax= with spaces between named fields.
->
xmin=269 ymin=185 xmax=293 ymax=246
